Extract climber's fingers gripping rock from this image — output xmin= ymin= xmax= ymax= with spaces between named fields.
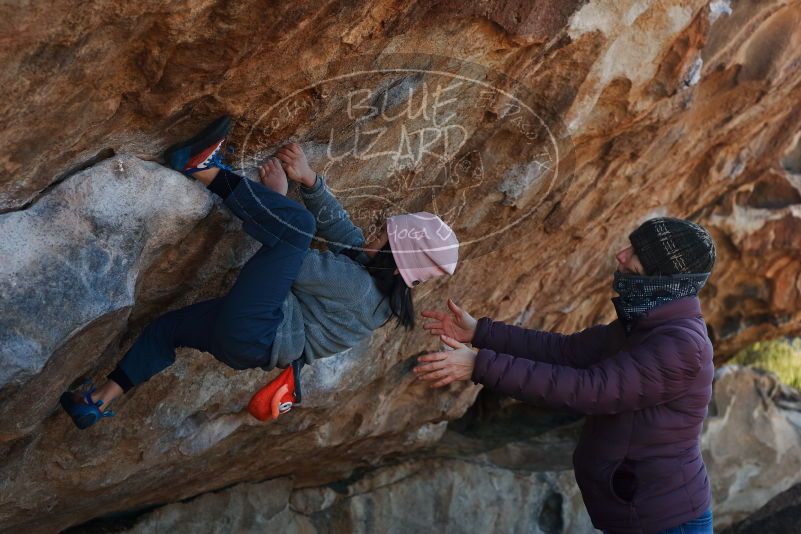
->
xmin=275 ymin=143 xmax=316 ymax=188
xmin=257 ymin=157 xmax=288 ymax=196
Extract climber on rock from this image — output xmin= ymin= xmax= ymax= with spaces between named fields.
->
xmin=414 ymin=218 xmax=717 ymax=534
xmin=59 ymin=115 xmax=459 ymax=429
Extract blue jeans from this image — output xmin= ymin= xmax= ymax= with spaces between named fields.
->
xmin=602 ymin=508 xmax=713 ymax=534
xmin=109 ymin=171 xmax=314 ymax=390
xmin=656 ymin=508 xmax=713 ymax=534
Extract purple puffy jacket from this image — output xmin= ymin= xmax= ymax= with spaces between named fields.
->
xmin=471 ymin=296 xmax=713 ymax=533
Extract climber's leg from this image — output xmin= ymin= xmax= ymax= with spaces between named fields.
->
xmin=60 ymin=297 xmax=224 ymax=429
xmin=88 ymin=379 xmax=124 ymax=408
xmin=206 ymin=166 xmax=309 ymax=247
xmin=192 ymin=167 xmax=220 ymax=186
xmin=210 ymin=194 xmax=315 ymax=368
xmin=108 ymin=297 xmax=225 ymax=393
xmin=104 ymin=165 xmax=313 ymax=383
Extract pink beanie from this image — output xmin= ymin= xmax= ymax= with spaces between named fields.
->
xmin=387 ymin=212 xmax=459 ymax=288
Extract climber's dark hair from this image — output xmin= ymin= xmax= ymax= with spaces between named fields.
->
xmin=365 ymin=241 xmax=415 ymax=330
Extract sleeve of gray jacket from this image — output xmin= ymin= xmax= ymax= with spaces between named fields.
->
xmin=300 ymin=174 xmax=365 ymax=256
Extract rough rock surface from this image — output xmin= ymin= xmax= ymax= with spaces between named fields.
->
xmin=67 ymin=366 xmax=801 ymax=533
xmin=2 ymin=0 xmax=801 ymax=531
xmin=117 ymin=461 xmax=591 ymax=534
xmin=722 ymin=481 xmax=801 ymax=534
xmin=702 ymin=365 xmax=801 ymax=527
xmin=0 ymin=156 xmax=223 ymax=439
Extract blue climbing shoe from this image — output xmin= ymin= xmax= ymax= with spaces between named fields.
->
xmin=164 ymin=115 xmax=233 ymax=177
xmin=59 ymin=384 xmax=115 ymax=430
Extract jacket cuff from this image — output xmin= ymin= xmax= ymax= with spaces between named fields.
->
xmin=472 ymin=317 xmax=493 ymax=348
xmin=300 ymin=173 xmax=326 ymax=197
xmin=471 ymin=348 xmax=493 ymax=384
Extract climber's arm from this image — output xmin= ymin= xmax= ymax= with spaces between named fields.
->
xmin=299 ymin=174 xmax=366 ymax=256
xmin=276 ymin=142 xmax=366 ymax=257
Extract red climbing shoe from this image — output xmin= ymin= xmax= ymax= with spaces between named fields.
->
xmin=248 ymin=364 xmax=299 ymax=421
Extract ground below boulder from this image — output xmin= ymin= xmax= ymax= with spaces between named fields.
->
xmin=65 ymin=366 xmax=801 ymax=533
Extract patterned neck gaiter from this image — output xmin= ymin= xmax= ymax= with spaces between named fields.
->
xmin=611 ymin=271 xmax=710 ymax=333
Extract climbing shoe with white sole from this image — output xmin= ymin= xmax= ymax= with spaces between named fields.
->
xmin=164 ymin=115 xmax=233 ymax=176
xmin=248 ymin=359 xmax=303 ymax=421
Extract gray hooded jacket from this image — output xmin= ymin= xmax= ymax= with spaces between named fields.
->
xmin=267 ymin=175 xmax=393 ymax=368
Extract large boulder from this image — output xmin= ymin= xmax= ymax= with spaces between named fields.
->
xmin=703 ymin=365 xmax=801 ymax=527
xmin=722 ymin=482 xmax=801 ymax=533
xmin=71 ymin=366 xmax=801 ymax=533
xmin=2 ymin=0 xmax=801 ymax=530
xmin=113 ymin=462 xmax=591 ymax=534
xmin=0 ymin=156 xmax=216 ymax=439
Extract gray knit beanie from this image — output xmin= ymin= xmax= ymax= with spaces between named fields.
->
xmin=629 ymin=217 xmax=716 ymax=276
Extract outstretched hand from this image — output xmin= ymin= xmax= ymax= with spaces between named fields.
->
xmin=275 ymin=143 xmax=316 ymax=188
xmin=413 ymin=335 xmax=478 ymax=388
xmin=421 ymin=298 xmax=478 ymax=344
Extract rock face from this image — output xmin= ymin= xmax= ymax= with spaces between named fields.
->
xmin=703 ymin=366 xmax=801 ymax=527
xmin=0 ymin=156 xmax=220 ymax=439
xmin=2 ymin=0 xmax=801 ymax=531
xmin=117 ymin=461 xmax=592 ymax=534
xmin=67 ymin=366 xmax=801 ymax=534
xmin=722 ymin=481 xmax=801 ymax=534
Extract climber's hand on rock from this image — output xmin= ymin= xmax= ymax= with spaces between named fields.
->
xmin=276 ymin=143 xmax=316 ymax=188
xmin=258 ymin=157 xmax=288 ymax=196
xmin=413 ymin=335 xmax=477 ymax=388
xmin=421 ymin=298 xmax=477 ymax=344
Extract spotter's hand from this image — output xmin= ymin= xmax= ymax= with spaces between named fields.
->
xmin=413 ymin=335 xmax=478 ymax=388
xmin=421 ymin=298 xmax=478 ymax=344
